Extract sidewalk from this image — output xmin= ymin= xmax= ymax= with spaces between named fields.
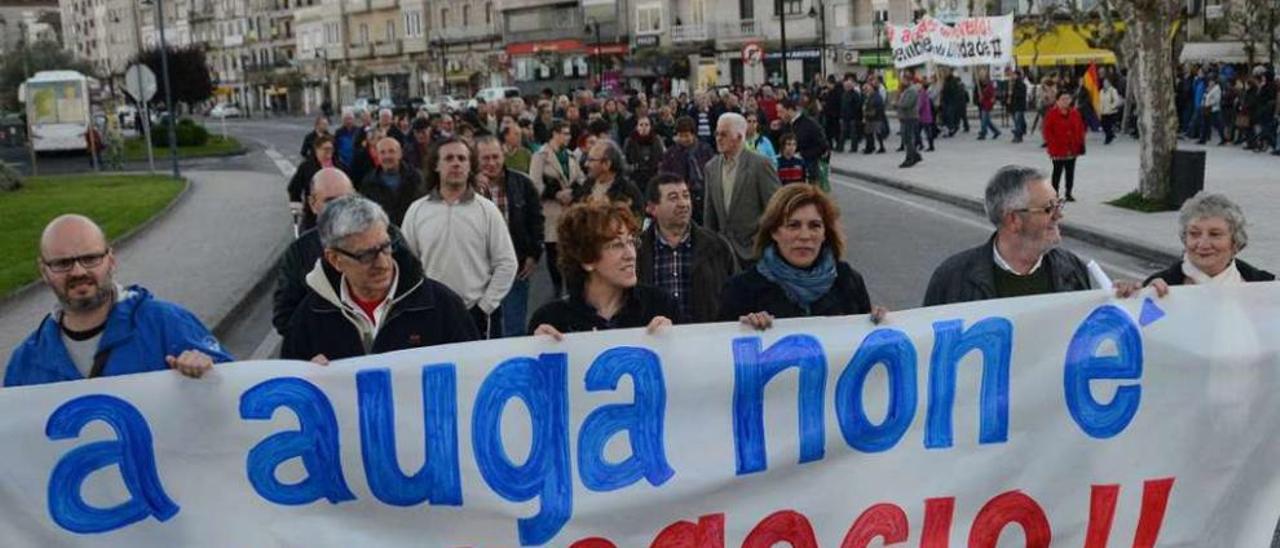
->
xmin=0 ymin=170 xmax=292 ymax=369
xmin=830 ymin=130 xmax=1280 ymax=270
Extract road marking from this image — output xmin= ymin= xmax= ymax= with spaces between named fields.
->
xmin=262 ymin=147 xmax=296 ymax=178
xmin=830 ymin=174 xmax=1148 ymax=281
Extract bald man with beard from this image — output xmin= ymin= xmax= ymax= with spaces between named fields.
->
xmin=6 ymin=215 xmax=233 ymax=386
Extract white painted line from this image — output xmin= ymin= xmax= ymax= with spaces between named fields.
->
xmin=250 ymin=331 xmax=282 ymax=361
xmin=262 ymin=147 xmax=296 ymax=178
xmin=830 ymin=174 xmax=1148 ymax=281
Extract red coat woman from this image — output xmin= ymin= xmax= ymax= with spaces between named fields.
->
xmin=1042 ymin=91 xmax=1086 ymax=201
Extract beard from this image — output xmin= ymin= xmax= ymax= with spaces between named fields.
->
xmin=57 ymin=275 xmax=115 ymax=313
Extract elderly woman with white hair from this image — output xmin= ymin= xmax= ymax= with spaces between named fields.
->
xmin=1142 ymin=193 xmax=1274 ymax=293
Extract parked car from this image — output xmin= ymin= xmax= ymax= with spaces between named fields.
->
xmin=468 ymin=87 xmax=522 ymax=109
xmin=210 ymin=103 xmax=243 ymax=118
xmin=406 ymin=97 xmax=428 ymax=113
xmin=427 ymin=95 xmax=463 ymax=114
xmin=115 ymin=105 xmax=138 ymax=129
xmin=352 ymin=97 xmax=380 ymax=114
xmin=378 ymin=98 xmax=395 ymax=110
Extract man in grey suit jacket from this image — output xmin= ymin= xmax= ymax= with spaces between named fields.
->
xmin=704 ymin=112 xmax=782 ymax=264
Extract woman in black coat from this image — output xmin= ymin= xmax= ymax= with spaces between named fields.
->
xmin=1136 ymin=193 xmax=1274 ymax=296
xmin=719 ymin=184 xmax=886 ymax=329
xmin=530 ymin=202 xmax=681 ymax=338
xmin=286 ymin=134 xmax=346 ymax=231
xmin=622 ymin=116 xmax=666 ymax=190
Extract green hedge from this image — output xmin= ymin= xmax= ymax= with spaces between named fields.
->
xmin=150 ymin=117 xmax=210 ymax=147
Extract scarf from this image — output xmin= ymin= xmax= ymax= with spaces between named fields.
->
xmin=1182 ymin=257 xmax=1245 ymax=285
xmin=755 ymin=246 xmax=837 ymax=313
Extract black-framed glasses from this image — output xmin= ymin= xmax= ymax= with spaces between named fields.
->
xmin=1015 ymin=200 xmax=1065 ymax=215
xmin=333 ymin=240 xmax=394 ymax=265
xmin=42 ymin=251 xmax=109 ymax=273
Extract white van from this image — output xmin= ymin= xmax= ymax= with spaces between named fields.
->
xmin=470 ymin=87 xmax=522 ymax=108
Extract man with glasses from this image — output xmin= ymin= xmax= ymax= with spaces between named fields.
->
xmin=6 ymin=215 xmax=233 ymax=386
xmin=574 ymin=140 xmax=645 ymax=219
xmin=705 ymin=112 xmax=782 ymax=266
xmin=923 ymin=165 xmax=1092 ymax=306
xmin=281 ymin=195 xmax=477 ymax=363
xmin=401 ymin=138 xmax=518 ymax=338
xmin=273 ymin=168 xmax=417 ymax=335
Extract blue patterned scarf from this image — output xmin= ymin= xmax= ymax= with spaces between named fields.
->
xmin=755 ymin=245 xmax=837 ymax=313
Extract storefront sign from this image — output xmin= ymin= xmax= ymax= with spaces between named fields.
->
xmin=764 ymin=47 xmax=821 ymax=61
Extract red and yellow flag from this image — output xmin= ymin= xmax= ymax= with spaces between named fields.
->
xmin=1082 ymin=62 xmax=1102 ymax=114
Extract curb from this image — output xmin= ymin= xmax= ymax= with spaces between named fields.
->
xmin=830 ymin=165 xmax=1182 ymax=266
xmin=0 ymin=174 xmax=194 ymax=308
xmin=211 ymin=234 xmax=289 ymax=338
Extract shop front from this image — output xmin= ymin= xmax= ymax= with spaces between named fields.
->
xmin=507 ymin=39 xmax=629 ymax=95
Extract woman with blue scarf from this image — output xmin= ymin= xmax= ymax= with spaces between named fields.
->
xmin=718 ymin=184 xmax=886 ymax=329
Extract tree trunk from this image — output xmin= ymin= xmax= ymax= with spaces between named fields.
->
xmin=1118 ymin=0 xmax=1179 ymax=202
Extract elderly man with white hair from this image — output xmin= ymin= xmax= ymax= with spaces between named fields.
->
xmin=704 ymin=111 xmax=782 ymax=265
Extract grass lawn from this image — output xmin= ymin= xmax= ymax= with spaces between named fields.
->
xmin=123 ymin=135 xmax=243 ymax=162
xmin=0 ymin=174 xmax=184 ymax=296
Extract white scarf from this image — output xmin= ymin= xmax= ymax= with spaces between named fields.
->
xmin=1181 ymin=257 xmax=1244 ymax=285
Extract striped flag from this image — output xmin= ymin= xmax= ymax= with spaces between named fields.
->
xmin=1082 ymin=62 xmax=1102 ymax=115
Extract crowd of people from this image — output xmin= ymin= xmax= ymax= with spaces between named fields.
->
xmin=6 ymin=70 xmax=1275 ymax=387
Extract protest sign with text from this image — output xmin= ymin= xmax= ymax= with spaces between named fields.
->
xmin=5 ymin=285 xmax=1280 ymax=546
xmin=888 ymin=15 xmax=1014 ymax=67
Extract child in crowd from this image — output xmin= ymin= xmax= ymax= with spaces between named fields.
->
xmin=776 ymin=133 xmax=807 ymax=185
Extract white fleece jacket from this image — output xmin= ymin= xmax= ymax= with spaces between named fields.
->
xmin=401 ymin=191 xmax=517 ymax=314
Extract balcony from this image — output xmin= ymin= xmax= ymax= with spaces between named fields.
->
xmin=438 ymin=25 xmax=499 ymax=43
xmin=842 ymin=25 xmax=879 ymax=48
xmin=402 ymin=36 xmax=427 ymax=53
xmin=374 ymin=40 xmax=401 ymax=56
xmin=344 ymin=0 xmax=370 ymax=13
xmin=715 ymin=19 xmax=758 ymax=43
xmin=670 ymin=24 xmax=709 ymax=43
xmin=324 ymin=44 xmax=346 ymax=60
xmin=348 ymin=43 xmax=373 ymax=58
xmin=369 ymin=0 xmax=397 ymax=10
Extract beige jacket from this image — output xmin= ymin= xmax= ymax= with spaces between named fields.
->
xmin=528 ymin=145 xmax=585 ymax=243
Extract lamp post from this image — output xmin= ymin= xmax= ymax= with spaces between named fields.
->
xmin=584 ymin=17 xmax=602 ymax=90
xmin=779 ymin=1 xmax=790 ymax=86
xmin=809 ymin=0 xmax=826 ymax=78
xmin=142 ymin=0 xmax=179 ymax=178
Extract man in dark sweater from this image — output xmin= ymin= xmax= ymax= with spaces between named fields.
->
xmin=923 ymin=165 xmax=1092 ymax=306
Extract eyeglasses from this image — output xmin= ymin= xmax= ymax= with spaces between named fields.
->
xmin=333 ymin=240 xmax=394 ymax=265
xmin=602 ymin=236 xmax=640 ymax=253
xmin=1015 ymin=200 xmax=1065 ymax=215
xmin=43 ymin=251 xmax=109 ymax=273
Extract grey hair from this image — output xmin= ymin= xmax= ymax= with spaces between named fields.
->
xmin=983 ymin=165 xmax=1044 ymax=226
xmin=317 ymin=195 xmax=390 ymax=249
xmin=598 ymin=139 xmax=626 ymax=176
xmin=1178 ymin=192 xmax=1249 ymax=251
xmin=378 ymin=108 xmax=393 ymax=118
xmin=718 ymin=112 xmax=748 ymax=139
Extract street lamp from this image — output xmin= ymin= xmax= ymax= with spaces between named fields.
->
xmin=141 ymin=0 xmax=179 ymax=178
xmin=584 ymin=18 xmax=602 ymax=90
xmin=809 ymin=0 xmax=826 ymax=78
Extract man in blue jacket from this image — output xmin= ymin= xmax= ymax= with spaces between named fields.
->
xmin=5 ymin=215 xmax=233 ymax=387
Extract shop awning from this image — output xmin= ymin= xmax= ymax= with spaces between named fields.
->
xmin=1015 ymin=23 xmax=1117 ymax=66
xmin=1180 ymin=41 xmax=1253 ymax=64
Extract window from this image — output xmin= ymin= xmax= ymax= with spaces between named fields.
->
xmin=485 ymin=2 xmax=492 ymax=24
xmin=440 ymin=8 xmax=448 ymax=27
xmin=325 ymin=21 xmax=339 ymax=42
xmin=385 ymin=20 xmax=394 ymax=41
xmin=404 ymin=10 xmax=422 ymax=37
xmin=358 ymin=23 xmax=368 ymax=44
xmin=774 ymin=0 xmax=803 ymax=15
xmin=636 ymin=3 xmax=662 ymax=34
xmin=463 ymin=5 xmax=470 ymax=25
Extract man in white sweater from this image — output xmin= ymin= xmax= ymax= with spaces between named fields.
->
xmin=402 ymin=137 xmax=517 ymax=338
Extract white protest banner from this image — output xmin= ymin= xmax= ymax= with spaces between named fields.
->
xmin=4 ymin=285 xmax=1280 ymax=546
xmin=889 ymin=15 xmax=1014 ymax=68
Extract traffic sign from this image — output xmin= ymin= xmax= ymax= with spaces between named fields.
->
xmin=741 ymin=42 xmax=764 ymax=67
xmin=123 ymin=64 xmax=158 ymax=103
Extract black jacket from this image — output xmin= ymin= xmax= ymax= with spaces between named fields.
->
xmin=286 ymin=157 xmax=348 ymax=231
xmin=271 ymin=225 xmax=414 ymax=335
xmin=489 ymin=168 xmax=545 ymax=265
xmin=840 ymin=88 xmax=863 ymax=121
xmin=300 ymin=130 xmax=327 ymax=162
xmin=281 ymin=250 xmax=478 ymax=361
xmin=718 ymin=260 xmax=872 ymax=321
xmin=784 ymin=113 xmax=829 ymax=178
xmin=623 ymin=134 xmax=665 ymax=190
xmin=922 ymin=234 xmax=1092 ymax=307
xmin=358 ymin=161 xmax=427 ymax=226
xmin=1144 ymin=259 xmax=1275 ymax=286
xmin=1009 ymin=79 xmax=1029 ymax=112
xmin=528 ymin=285 xmax=682 ymax=334
xmin=572 ymin=176 xmax=646 ymax=219
xmin=637 ymin=223 xmax=739 ymax=323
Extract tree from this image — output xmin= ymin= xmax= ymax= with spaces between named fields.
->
xmin=131 ymin=45 xmax=214 ymax=111
xmin=1112 ymin=0 xmax=1184 ymax=202
xmin=0 ymin=39 xmax=99 ymax=111
xmin=1220 ymin=0 xmax=1279 ymax=64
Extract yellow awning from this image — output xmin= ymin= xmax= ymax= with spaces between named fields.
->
xmin=1015 ymin=23 xmax=1117 ymax=67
